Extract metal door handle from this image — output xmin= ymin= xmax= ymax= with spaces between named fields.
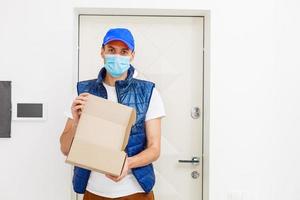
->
xmin=178 ymin=157 xmax=200 ymax=165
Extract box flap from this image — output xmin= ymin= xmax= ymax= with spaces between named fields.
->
xmin=75 ymin=113 xmax=126 ymax=151
xmin=78 ymin=94 xmax=136 ymax=150
xmin=83 ymin=94 xmax=135 ymax=126
xmin=121 ymin=109 xmax=136 ymax=150
xmin=66 ymin=139 xmax=127 ymax=176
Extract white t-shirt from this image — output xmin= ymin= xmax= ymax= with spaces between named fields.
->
xmin=65 ymin=79 xmax=166 ymax=198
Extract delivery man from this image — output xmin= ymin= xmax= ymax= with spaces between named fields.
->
xmin=60 ymin=28 xmax=165 ymax=200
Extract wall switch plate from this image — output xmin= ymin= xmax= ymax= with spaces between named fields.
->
xmin=12 ymin=101 xmax=47 ymax=121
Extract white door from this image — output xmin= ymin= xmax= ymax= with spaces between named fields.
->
xmin=76 ymin=14 xmax=204 ymax=200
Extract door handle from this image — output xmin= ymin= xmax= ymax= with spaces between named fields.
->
xmin=178 ymin=157 xmax=200 ymax=165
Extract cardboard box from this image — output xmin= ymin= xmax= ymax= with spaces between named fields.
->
xmin=66 ymin=94 xmax=136 ymax=176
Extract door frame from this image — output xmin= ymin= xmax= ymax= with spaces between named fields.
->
xmin=72 ymin=8 xmax=211 ymax=200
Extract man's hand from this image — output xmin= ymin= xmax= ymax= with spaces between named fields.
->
xmin=71 ymin=92 xmax=89 ymax=124
xmin=105 ymin=156 xmax=132 ymax=182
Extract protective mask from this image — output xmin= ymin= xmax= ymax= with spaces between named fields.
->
xmin=104 ymin=54 xmax=131 ymax=78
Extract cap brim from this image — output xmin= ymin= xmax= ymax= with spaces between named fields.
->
xmin=103 ymin=38 xmax=134 ymax=51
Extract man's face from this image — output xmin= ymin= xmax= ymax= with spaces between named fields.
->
xmin=101 ymin=40 xmax=135 ymax=62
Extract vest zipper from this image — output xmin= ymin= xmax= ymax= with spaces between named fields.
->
xmin=115 ymin=81 xmax=121 ymax=103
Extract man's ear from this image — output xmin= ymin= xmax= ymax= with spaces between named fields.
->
xmin=100 ymin=47 xmax=105 ymax=59
xmin=130 ymin=51 xmax=135 ymax=62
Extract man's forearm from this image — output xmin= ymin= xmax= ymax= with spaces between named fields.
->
xmin=60 ymin=121 xmax=77 ymax=156
xmin=127 ymin=146 xmax=160 ymax=169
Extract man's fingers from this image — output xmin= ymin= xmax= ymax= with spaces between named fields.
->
xmin=72 ymin=105 xmax=84 ymax=111
xmin=79 ymin=93 xmax=90 ymax=97
xmin=105 ymin=174 xmax=118 ymax=179
xmin=71 ymin=94 xmax=89 ymax=108
xmin=105 ymin=174 xmax=121 ymax=182
xmin=75 ymin=96 xmax=88 ymax=101
xmin=72 ymin=99 xmax=86 ymax=106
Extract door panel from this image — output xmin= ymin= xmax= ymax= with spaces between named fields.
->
xmin=77 ymin=15 xmax=204 ymax=200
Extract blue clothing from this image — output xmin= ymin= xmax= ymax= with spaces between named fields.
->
xmin=72 ymin=65 xmax=156 ymax=193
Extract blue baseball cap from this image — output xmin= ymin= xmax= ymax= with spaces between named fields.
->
xmin=102 ymin=28 xmax=135 ymax=51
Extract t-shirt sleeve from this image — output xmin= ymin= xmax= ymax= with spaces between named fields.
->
xmin=64 ymin=91 xmax=77 ymax=119
xmin=145 ymin=87 xmax=166 ymax=121
xmin=64 ymin=99 xmax=73 ymax=119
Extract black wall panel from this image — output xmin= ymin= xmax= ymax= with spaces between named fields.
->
xmin=0 ymin=81 xmax=11 ymax=138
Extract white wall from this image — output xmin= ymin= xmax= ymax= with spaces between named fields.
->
xmin=0 ymin=0 xmax=299 ymax=200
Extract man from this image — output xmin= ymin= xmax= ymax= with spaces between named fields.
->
xmin=60 ymin=28 xmax=165 ymax=200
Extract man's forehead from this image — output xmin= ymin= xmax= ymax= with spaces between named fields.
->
xmin=105 ymin=40 xmax=129 ymax=49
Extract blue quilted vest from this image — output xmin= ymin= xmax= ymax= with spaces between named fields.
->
xmin=72 ymin=65 xmax=156 ymax=194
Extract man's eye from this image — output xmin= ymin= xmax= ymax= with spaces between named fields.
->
xmin=121 ymin=51 xmax=129 ymax=55
xmin=108 ymin=49 xmax=114 ymax=53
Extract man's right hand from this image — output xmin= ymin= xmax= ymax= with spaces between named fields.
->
xmin=71 ymin=92 xmax=90 ymax=124
xmin=59 ymin=92 xmax=90 ymax=156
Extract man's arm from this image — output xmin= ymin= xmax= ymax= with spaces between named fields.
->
xmin=106 ymin=117 xmax=161 ymax=182
xmin=59 ymin=119 xmax=77 ymax=156
xmin=127 ymin=117 xmax=161 ymax=168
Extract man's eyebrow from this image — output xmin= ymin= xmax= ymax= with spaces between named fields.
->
xmin=121 ymin=47 xmax=130 ymax=51
xmin=106 ymin=45 xmax=129 ymax=51
xmin=106 ymin=45 xmax=115 ymax=49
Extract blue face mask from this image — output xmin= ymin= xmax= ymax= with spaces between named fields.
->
xmin=104 ymin=54 xmax=131 ymax=78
